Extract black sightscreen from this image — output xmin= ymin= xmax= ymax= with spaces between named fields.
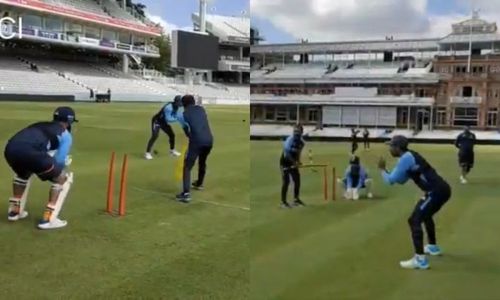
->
xmin=172 ymin=30 xmax=219 ymax=70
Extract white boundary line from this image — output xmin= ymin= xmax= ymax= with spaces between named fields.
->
xmin=131 ymin=186 xmax=250 ymax=211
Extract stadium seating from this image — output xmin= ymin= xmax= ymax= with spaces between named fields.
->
xmin=102 ymin=0 xmax=142 ymax=24
xmin=0 ymin=69 xmax=88 ymax=95
xmin=41 ymin=0 xmax=108 ymax=16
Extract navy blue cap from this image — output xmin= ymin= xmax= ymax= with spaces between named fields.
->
xmin=386 ymin=135 xmax=408 ymax=148
xmin=53 ymin=107 xmax=78 ymax=123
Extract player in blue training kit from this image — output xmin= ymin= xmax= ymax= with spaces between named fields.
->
xmin=280 ymin=125 xmax=306 ymax=208
xmin=455 ymin=126 xmax=476 ymax=184
xmin=339 ymin=156 xmax=373 ymax=200
xmin=378 ymin=135 xmax=451 ymax=270
xmin=145 ymin=95 xmax=184 ymax=160
xmin=4 ymin=107 xmax=77 ymax=230
xmin=176 ymin=95 xmax=214 ymax=203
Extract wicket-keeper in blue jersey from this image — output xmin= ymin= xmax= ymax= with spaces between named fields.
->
xmin=176 ymin=95 xmax=214 ymax=203
xmin=280 ymin=125 xmax=306 ymax=208
xmin=145 ymin=95 xmax=183 ymax=159
xmin=455 ymin=126 xmax=476 ymax=184
xmin=4 ymin=107 xmax=77 ymax=230
xmin=378 ymin=135 xmax=451 ymax=270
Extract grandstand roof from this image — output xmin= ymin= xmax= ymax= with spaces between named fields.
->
xmin=252 ymin=38 xmax=441 ymax=54
xmin=192 ymin=13 xmax=249 ymax=44
xmin=250 ymin=94 xmax=435 ymax=106
xmin=1 ymin=0 xmax=161 ymax=36
xmin=252 ymin=15 xmax=500 ymax=55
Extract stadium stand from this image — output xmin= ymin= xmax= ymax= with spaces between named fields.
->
xmin=41 ymin=0 xmax=108 ymax=16
xmin=101 ymin=0 xmax=142 ymax=24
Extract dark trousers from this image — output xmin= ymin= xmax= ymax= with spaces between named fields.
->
xmin=408 ymin=184 xmax=451 ymax=254
xmin=351 ymin=142 xmax=358 ymax=154
xmin=183 ymin=144 xmax=212 ymax=193
xmin=281 ymin=166 xmax=301 ymax=203
xmin=146 ymin=118 xmax=175 ymax=152
xmin=363 ymin=138 xmax=370 ymax=149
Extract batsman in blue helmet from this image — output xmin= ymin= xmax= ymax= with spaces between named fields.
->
xmin=4 ymin=107 xmax=77 ymax=230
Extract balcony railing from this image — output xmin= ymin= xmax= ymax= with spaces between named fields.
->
xmin=450 ymin=96 xmax=482 ymax=104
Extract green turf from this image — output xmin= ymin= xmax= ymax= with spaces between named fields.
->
xmin=0 ymin=102 xmax=249 ymax=300
xmin=251 ymin=141 xmax=500 ymax=300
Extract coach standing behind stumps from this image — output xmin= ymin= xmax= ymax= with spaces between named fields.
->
xmin=176 ymin=95 xmax=214 ymax=203
xmin=378 ymin=135 xmax=451 ymax=270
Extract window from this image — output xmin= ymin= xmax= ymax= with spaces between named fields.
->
xmin=251 ymin=106 xmax=262 ymax=121
xmin=85 ymin=26 xmax=100 ymax=39
xmin=308 ymin=109 xmax=318 ymax=122
xmin=462 ymin=86 xmax=473 ymax=97
xmin=289 ymin=107 xmax=297 ymax=121
xmin=454 ymin=107 xmax=478 ymax=126
xmin=265 ymin=107 xmax=275 ymax=121
xmin=22 ymin=14 xmax=42 ymax=29
xmin=436 ymin=108 xmax=447 ymax=125
xmin=44 ymin=17 xmax=63 ymax=32
xmin=440 ymin=66 xmax=448 ymax=73
xmin=102 ymin=30 xmax=117 ymax=42
xmin=487 ymin=108 xmax=498 ymax=127
xmin=276 ymin=107 xmax=288 ymax=121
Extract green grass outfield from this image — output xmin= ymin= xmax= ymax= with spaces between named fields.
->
xmin=251 ymin=141 xmax=500 ymax=300
xmin=0 ymin=102 xmax=249 ymax=300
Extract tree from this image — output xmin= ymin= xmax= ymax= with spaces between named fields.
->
xmin=142 ymin=34 xmax=171 ymax=74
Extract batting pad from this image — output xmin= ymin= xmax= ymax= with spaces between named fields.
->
xmin=50 ymin=172 xmax=73 ymax=222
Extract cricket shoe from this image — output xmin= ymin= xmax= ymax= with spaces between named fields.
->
xmin=38 ymin=218 xmax=67 ymax=230
xmin=8 ymin=211 xmax=29 ymax=222
xmin=460 ymin=176 xmax=467 ymax=184
xmin=176 ymin=192 xmax=192 ymax=203
xmin=170 ymin=149 xmax=181 ymax=157
xmin=352 ymin=189 xmax=360 ymax=200
xmin=293 ymin=199 xmax=306 ymax=207
xmin=367 ymin=192 xmax=374 ymax=199
xmin=424 ymin=244 xmax=442 ymax=256
xmin=280 ymin=202 xmax=293 ymax=209
xmin=399 ymin=255 xmax=429 ymax=270
xmin=144 ymin=152 xmax=153 ymax=160
xmin=192 ymin=181 xmax=204 ymax=190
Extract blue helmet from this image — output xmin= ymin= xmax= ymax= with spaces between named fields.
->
xmin=53 ymin=107 xmax=78 ymax=124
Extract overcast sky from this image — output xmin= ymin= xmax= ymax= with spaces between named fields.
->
xmin=251 ymin=0 xmax=500 ymax=43
xmin=140 ymin=0 xmax=249 ymax=34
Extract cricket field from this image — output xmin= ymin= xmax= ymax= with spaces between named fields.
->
xmin=251 ymin=140 xmax=500 ymax=300
xmin=0 ymin=102 xmax=249 ymax=299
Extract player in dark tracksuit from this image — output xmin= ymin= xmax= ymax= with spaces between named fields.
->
xmin=351 ymin=128 xmax=360 ymax=154
xmin=378 ymin=135 xmax=451 ymax=269
xmin=455 ymin=127 xmax=476 ymax=184
xmin=4 ymin=107 xmax=77 ymax=230
xmin=362 ymin=128 xmax=370 ymax=150
xmin=176 ymin=95 xmax=214 ymax=203
xmin=145 ymin=95 xmax=183 ymax=159
xmin=280 ymin=125 xmax=306 ymax=208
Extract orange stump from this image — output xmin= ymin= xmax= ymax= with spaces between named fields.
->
xmin=118 ymin=155 xmax=128 ymax=217
xmin=106 ymin=152 xmax=115 ymax=214
xmin=106 ymin=152 xmax=128 ymax=217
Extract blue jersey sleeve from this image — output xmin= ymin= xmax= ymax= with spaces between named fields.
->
xmin=382 ymin=152 xmax=415 ymax=185
xmin=283 ymin=136 xmax=294 ymax=158
xmin=345 ymin=167 xmax=353 ymax=188
xmin=163 ymin=104 xmax=178 ymax=123
xmin=357 ymin=167 xmax=368 ymax=188
xmin=54 ymin=130 xmax=72 ymax=166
